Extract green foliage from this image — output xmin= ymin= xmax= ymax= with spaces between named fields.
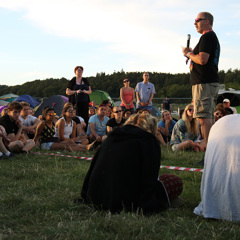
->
xmin=1 ymin=148 xmax=240 ymax=239
xmin=0 ymin=69 xmax=240 ymax=98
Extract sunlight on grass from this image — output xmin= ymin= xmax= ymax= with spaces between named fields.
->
xmin=0 ymin=147 xmax=240 ymax=239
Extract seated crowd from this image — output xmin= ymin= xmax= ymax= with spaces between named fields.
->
xmin=0 ymin=96 xmax=239 ymax=221
xmin=0 ymin=97 xmax=236 ymax=158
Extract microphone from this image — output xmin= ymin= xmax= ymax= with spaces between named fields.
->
xmin=186 ymin=34 xmax=191 ymax=64
xmin=187 ymin=34 xmax=191 ymax=48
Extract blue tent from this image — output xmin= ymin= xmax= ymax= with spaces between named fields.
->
xmin=15 ymin=94 xmax=40 ymax=108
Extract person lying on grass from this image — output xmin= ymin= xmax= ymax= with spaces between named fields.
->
xmin=33 ymin=107 xmax=99 ymax=152
xmin=80 ymin=113 xmax=183 ymax=214
xmin=170 ymin=104 xmax=205 ymax=152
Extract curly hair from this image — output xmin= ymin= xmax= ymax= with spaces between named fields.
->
xmin=124 ymin=113 xmax=158 ymax=135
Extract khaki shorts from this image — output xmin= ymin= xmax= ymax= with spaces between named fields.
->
xmin=192 ymin=83 xmax=219 ymax=119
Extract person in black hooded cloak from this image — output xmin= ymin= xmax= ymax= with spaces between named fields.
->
xmin=81 ymin=113 xmax=182 ymax=213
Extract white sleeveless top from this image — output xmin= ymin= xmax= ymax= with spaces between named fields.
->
xmin=54 ymin=117 xmax=73 ymax=139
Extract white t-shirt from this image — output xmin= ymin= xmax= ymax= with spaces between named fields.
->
xmin=19 ymin=115 xmax=37 ymax=127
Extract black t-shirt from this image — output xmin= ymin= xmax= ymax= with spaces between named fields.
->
xmin=190 ymin=31 xmax=220 ymax=85
xmin=74 ymin=83 xmax=89 ymax=103
xmin=67 ymin=77 xmax=90 ymax=105
xmin=72 ymin=116 xmax=81 ymax=124
xmin=162 ymin=99 xmax=171 ymax=110
xmin=0 ymin=115 xmax=19 ymax=135
xmin=106 ymin=118 xmax=125 ymax=129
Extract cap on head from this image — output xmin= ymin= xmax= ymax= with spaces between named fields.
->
xmin=223 ymin=99 xmax=230 ymax=103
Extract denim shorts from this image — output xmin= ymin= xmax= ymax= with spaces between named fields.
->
xmin=41 ymin=142 xmax=54 ymax=150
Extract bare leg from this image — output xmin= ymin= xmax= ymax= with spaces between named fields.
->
xmin=8 ymin=140 xmax=24 ymax=152
xmin=156 ymin=132 xmax=167 ymax=146
xmin=0 ymin=138 xmax=9 ymax=154
xmin=75 ymin=136 xmax=89 ymax=145
xmin=177 ymin=140 xmax=194 ymax=151
xmin=199 ymin=118 xmax=213 ymax=148
xmin=50 ymin=142 xmax=87 ymax=152
xmin=23 ymin=139 xmax=35 ymax=151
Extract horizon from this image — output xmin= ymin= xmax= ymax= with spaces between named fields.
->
xmin=1 ymin=1 xmax=240 ymax=86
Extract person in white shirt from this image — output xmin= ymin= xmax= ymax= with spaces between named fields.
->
xmin=19 ymin=102 xmax=40 ymax=139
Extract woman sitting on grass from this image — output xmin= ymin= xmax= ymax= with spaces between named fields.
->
xmin=81 ymin=114 xmax=182 ymax=213
xmin=158 ymin=110 xmax=176 ymax=143
xmin=34 ymin=107 xmax=98 ymax=152
xmin=170 ymin=104 xmax=204 ymax=152
xmin=54 ymin=103 xmax=88 ymax=145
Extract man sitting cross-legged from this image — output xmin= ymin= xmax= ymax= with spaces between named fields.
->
xmin=19 ymin=101 xmax=41 ymax=139
xmin=86 ymin=104 xmax=109 ymax=143
xmin=0 ymin=101 xmax=35 ymax=154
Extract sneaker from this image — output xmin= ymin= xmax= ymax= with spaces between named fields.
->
xmin=2 ymin=153 xmax=15 ymax=159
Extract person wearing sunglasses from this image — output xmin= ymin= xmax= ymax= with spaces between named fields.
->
xmin=182 ymin=12 xmax=220 ymax=150
xmin=120 ymin=78 xmax=135 ymax=114
xmin=34 ymin=107 xmax=99 ymax=152
xmin=214 ymin=103 xmax=229 ymax=122
xmin=54 ymin=103 xmax=78 ymax=142
xmin=170 ymin=104 xmax=204 ymax=152
xmin=106 ymin=106 xmax=125 ymax=133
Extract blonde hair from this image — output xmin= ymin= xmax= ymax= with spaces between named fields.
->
xmin=124 ymin=114 xmax=158 ymax=135
xmin=182 ymin=104 xmax=199 ymax=135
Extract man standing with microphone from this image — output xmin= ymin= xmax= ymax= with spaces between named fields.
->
xmin=182 ymin=12 xmax=220 ymax=149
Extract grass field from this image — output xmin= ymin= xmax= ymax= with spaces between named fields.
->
xmin=1 ymin=147 xmax=240 ymax=240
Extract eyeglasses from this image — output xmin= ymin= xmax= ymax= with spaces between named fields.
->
xmin=195 ymin=18 xmax=207 ymax=23
xmin=67 ymin=110 xmax=74 ymax=113
xmin=114 ymin=110 xmax=122 ymax=113
xmin=188 ymin=109 xmax=194 ymax=112
xmin=215 ymin=112 xmax=222 ymax=117
xmin=47 ymin=113 xmax=56 ymax=116
xmin=123 ymin=80 xmax=129 ymax=83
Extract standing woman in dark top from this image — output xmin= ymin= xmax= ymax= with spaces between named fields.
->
xmin=66 ymin=66 xmax=92 ymax=128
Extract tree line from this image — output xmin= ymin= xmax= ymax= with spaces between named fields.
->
xmin=0 ymin=68 xmax=239 ymax=99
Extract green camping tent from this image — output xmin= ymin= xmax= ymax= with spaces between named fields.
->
xmin=89 ymin=90 xmax=115 ymax=106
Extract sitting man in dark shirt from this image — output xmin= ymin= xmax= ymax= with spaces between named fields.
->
xmin=0 ymin=101 xmax=35 ymax=154
xmin=106 ymin=106 xmax=125 ymax=133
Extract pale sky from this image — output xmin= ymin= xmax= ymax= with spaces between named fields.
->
xmin=0 ymin=0 xmax=239 ymax=86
